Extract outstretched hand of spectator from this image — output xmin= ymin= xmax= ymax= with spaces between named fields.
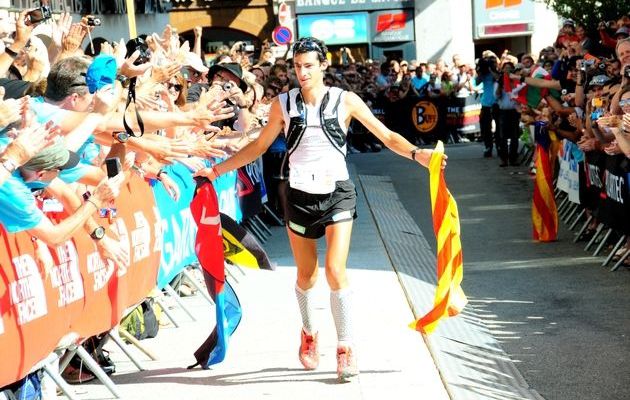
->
xmin=159 ymin=173 xmax=181 ymax=201
xmin=151 ymin=61 xmax=181 ymax=83
xmin=50 ymin=12 xmax=72 ymax=51
xmin=190 ymin=134 xmax=228 ymax=159
xmin=189 ymin=88 xmax=235 ymax=129
xmin=138 ymin=135 xmax=193 ymax=164
xmin=96 ymin=235 xmax=130 ymax=270
xmin=60 ymin=22 xmax=86 ymax=57
xmin=13 ymin=10 xmax=34 ymax=50
xmin=0 ymin=88 xmax=24 ymax=128
xmin=603 ymin=140 xmax=621 ymax=155
xmin=4 ymin=121 xmax=59 ymax=166
xmin=93 ymin=174 xmax=124 ymax=208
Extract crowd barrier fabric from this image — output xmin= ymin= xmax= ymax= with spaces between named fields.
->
xmin=598 ymin=155 xmax=629 ymax=235
xmin=0 ymin=175 xmax=161 ymax=388
xmin=237 ymin=161 xmax=265 ymax=221
xmin=212 ymin=159 xmax=241 ymax=223
xmin=582 ymin=151 xmax=606 ymax=212
xmin=557 ymin=140 xmax=580 ymax=204
xmin=154 ymin=163 xmax=199 ymax=289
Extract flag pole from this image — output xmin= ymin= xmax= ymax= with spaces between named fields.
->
xmin=125 ymin=0 xmax=137 ymax=39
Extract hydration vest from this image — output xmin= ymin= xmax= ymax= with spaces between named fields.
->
xmin=279 ymin=87 xmax=347 ymax=177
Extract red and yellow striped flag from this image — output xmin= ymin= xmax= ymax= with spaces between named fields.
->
xmin=410 ymin=141 xmax=467 ymax=334
xmin=532 ymin=143 xmax=558 ymax=241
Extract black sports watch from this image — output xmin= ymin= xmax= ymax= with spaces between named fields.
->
xmin=90 ymin=226 xmax=106 ymax=241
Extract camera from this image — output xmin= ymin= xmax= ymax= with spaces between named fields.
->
xmin=236 ymin=43 xmax=255 ymax=53
xmin=625 ymin=65 xmax=630 ymax=78
xmin=580 ymin=59 xmax=596 ymax=71
xmin=126 ymin=37 xmax=150 ymax=65
xmin=476 ymin=56 xmax=498 ymax=75
xmin=25 ymin=5 xmax=52 ymax=26
xmin=86 ymin=16 xmax=102 ymax=27
xmin=222 ymin=81 xmax=234 ymax=91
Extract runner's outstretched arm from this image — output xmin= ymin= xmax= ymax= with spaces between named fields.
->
xmin=195 ymin=98 xmax=284 ymax=179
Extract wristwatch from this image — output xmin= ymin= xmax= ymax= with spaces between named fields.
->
xmin=116 ymin=74 xmax=130 ymax=88
xmin=90 ymin=226 xmax=106 ymax=241
xmin=0 ymin=158 xmax=18 ymax=173
xmin=113 ymin=132 xmax=129 ymax=143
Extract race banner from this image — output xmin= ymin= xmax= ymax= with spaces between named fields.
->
xmin=0 ymin=175 xmax=161 ymax=388
xmin=153 ymin=163 xmax=199 ymax=289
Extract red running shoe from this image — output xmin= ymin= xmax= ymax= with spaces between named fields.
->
xmin=298 ymin=329 xmax=319 ymax=370
xmin=336 ymin=345 xmax=358 ymax=382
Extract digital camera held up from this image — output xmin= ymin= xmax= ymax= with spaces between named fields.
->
xmin=25 ymin=4 xmax=52 ymax=26
xmin=125 ymin=37 xmax=150 ymax=66
xmin=86 ymin=16 xmax=102 ymax=27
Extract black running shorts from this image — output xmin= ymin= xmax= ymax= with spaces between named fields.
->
xmin=286 ymin=179 xmax=357 ymax=239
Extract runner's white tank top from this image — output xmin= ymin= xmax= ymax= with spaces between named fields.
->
xmin=279 ymin=87 xmax=349 ymax=194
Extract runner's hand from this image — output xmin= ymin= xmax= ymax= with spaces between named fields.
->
xmin=414 ymin=148 xmax=447 ymax=169
xmin=193 ymin=167 xmax=219 ymax=181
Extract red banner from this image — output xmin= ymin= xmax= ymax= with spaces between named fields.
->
xmin=0 ymin=175 xmax=161 ymax=387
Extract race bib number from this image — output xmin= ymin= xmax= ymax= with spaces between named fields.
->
xmin=289 ymin=167 xmax=335 ymax=194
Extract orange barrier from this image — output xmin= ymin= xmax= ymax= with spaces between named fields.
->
xmin=0 ymin=175 xmax=161 ymax=387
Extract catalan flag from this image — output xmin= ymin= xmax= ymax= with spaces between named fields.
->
xmin=410 ymin=141 xmax=467 ymax=334
xmin=189 ymin=180 xmax=242 ymax=368
xmin=532 ymin=121 xmax=558 ymax=242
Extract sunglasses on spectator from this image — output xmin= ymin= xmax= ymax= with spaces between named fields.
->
xmin=619 ymin=98 xmax=630 ymax=107
xmin=168 ymin=83 xmax=183 ymax=91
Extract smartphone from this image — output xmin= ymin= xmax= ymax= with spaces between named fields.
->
xmin=105 ymin=157 xmax=121 ymax=178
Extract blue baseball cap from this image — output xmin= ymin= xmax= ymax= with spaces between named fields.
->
xmin=85 ymin=55 xmax=117 ymax=94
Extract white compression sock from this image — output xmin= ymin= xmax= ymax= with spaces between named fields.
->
xmin=330 ymin=287 xmax=354 ymax=346
xmin=295 ymin=284 xmax=317 ymax=335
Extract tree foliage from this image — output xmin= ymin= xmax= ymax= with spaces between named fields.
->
xmin=540 ymin=0 xmax=630 ymax=30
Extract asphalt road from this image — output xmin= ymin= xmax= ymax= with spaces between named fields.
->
xmin=349 ymin=143 xmax=630 ymax=400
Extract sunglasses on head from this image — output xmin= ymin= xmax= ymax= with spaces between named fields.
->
xmin=293 ymin=40 xmax=323 ymax=55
